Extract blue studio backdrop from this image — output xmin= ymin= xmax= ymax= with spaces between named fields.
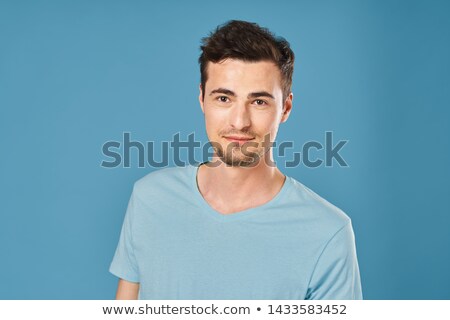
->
xmin=1 ymin=0 xmax=449 ymax=299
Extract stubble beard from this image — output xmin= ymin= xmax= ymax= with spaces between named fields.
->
xmin=215 ymin=140 xmax=268 ymax=167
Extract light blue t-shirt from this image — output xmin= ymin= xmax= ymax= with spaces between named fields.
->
xmin=109 ymin=162 xmax=363 ymax=300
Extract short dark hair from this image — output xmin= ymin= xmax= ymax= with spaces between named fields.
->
xmin=199 ymin=20 xmax=295 ymax=103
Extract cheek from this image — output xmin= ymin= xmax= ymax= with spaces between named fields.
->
xmin=204 ymin=109 xmax=224 ymax=135
xmin=203 ymin=106 xmax=281 ymax=136
xmin=253 ymin=112 xmax=280 ymax=134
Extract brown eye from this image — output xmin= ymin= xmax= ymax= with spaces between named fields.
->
xmin=218 ymin=96 xmax=229 ymax=103
xmin=255 ymin=99 xmax=267 ymax=106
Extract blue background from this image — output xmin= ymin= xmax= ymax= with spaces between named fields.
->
xmin=1 ymin=0 xmax=449 ymax=299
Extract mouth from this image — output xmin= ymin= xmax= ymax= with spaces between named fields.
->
xmin=224 ymin=136 xmax=255 ymax=144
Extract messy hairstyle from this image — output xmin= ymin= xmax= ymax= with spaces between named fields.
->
xmin=199 ymin=19 xmax=295 ymax=103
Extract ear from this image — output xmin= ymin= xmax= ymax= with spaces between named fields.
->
xmin=198 ymin=83 xmax=205 ymax=114
xmin=280 ymin=92 xmax=293 ymax=123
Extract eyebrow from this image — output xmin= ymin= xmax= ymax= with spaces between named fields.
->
xmin=209 ymin=87 xmax=275 ymax=100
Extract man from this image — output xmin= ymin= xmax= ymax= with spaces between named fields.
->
xmin=109 ymin=20 xmax=363 ymax=300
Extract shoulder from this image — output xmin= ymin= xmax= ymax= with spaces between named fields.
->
xmin=285 ymin=175 xmax=352 ymax=234
xmin=132 ymin=164 xmax=194 ymax=200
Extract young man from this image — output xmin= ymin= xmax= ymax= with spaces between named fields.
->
xmin=109 ymin=20 xmax=363 ymax=300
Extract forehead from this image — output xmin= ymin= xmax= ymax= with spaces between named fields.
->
xmin=205 ymin=59 xmax=282 ymax=94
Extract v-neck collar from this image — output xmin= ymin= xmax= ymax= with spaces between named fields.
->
xmin=190 ymin=161 xmax=292 ymax=222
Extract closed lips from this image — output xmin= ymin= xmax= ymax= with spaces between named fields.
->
xmin=224 ymin=136 xmax=254 ymax=140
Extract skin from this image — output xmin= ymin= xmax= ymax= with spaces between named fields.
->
xmin=198 ymin=58 xmax=293 ymax=214
xmin=115 ymin=58 xmax=293 ymax=299
xmin=115 ymin=279 xmax=139 ymax=299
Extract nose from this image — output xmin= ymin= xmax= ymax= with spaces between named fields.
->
xmin=228 ymin=102 xmax=251 ymax=131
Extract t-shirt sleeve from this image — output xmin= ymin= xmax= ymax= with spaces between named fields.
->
xmin=305 ymin=221 xmax=363 ymax=300
xmin=109 ymin=188 xmax=140 ymax=283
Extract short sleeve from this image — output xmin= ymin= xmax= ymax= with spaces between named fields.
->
xmin=305 ymin=222 xmax=363 ymax=300
xmin=109 ymin=188 xmax=140 ymax=283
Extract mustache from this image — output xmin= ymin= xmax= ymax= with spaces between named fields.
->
xmin=220 ymin=130 xmax=256 ymax=137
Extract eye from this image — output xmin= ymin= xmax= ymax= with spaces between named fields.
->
xmin=254 ymin=99 xmax=268 ymax=106
xmin=217 ymin=96 xmax=230 ymax=103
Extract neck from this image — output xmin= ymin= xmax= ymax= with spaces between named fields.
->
xmin=197 ymin=151 xmax=286 ymax=212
